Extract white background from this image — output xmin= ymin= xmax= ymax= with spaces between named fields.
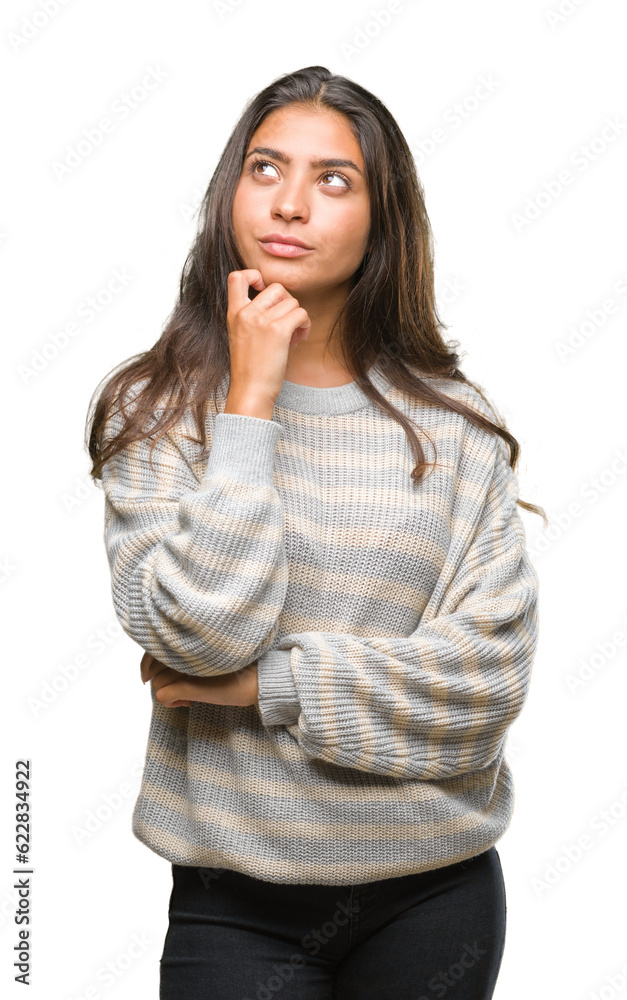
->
xmin=2 ymin=0 xmax=626 ymax=997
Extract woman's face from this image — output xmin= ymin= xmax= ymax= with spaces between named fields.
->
xmin=231 ymin=105 xmax=370 ymax=297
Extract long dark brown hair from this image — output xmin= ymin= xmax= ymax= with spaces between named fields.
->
xmin=85 ymin=64 xmax=545 ymax=524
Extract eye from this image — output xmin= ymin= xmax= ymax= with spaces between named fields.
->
xmin=320 ymin=171 xmax=351 ymax=189
xmin=246 ymin=158 xmax=352 ymax=190
xmin=248 ymin=159 xmax=279 ymax=179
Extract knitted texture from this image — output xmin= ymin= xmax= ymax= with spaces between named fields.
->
xmin=100 ymin=363 xmax=539 ymax=885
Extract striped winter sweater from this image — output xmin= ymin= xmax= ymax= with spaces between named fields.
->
xmin=99 ymin=363 xmax=539 ymax=885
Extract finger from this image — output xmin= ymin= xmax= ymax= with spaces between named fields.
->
xmin=146 ymin=658 xmax=176 ymax=684
xmin=154 ymin=683 xmax=179 ymax=706
xmin=249 ymin=281 xmax=293 ymax=314
xmin=140 ymin=651 xmax=155 ymax=684
xmin=256 ymin=292 xmax=302 ymax=323
xmin=155 ymin=681 xmax=192 ymax=707
xmin=150 ymin=666 xmax=182 ymax=690
xmin=157 ymin=693 xmax=191 ymax=707
xmin=227 ymin=269 xmax=266 ymax=312
xmin=290 ymin=326 xmax=311 ymax=346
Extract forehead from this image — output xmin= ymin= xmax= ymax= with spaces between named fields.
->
xmin=249 ymin=106 xmax=365 ymax=168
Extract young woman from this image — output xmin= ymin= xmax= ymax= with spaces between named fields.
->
xmin=87 ymin=65 xmax=544 ymax=1000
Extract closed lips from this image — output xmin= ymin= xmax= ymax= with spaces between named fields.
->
xmin=260 ymin=234 xmax=313 ymax=249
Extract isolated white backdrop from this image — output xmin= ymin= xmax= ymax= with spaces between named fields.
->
xmin=2 ymin=0 xmax=626 ymax=997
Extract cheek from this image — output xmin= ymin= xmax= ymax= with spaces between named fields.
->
xmin=325 ymin=206 xmax=368 ymax=254
xmin=232 ymin=186 xmax=253 ymax=232
xmin=332 ymin=227 xmax=369 ymax=262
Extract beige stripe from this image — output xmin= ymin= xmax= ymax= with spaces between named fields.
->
xmin=137 ymin=777 xmax=506 ymax=841
xmin=143 ymin=736 xmax=508 ymax=809
xmin=133 ymin=815 xmax=505 ymax=881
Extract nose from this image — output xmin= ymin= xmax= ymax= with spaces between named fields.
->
xmin=270 ymin=177 xmax=310 ymax=223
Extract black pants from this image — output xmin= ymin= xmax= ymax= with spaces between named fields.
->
xmin=159 ymin=846 xmax=507 ymax=999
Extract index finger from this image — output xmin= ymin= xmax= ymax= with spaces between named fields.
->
xmin=227 ymin=269 xmax=267 ymax=311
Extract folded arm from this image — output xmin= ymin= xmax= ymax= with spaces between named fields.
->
xmin=100 ymin=397 xmax=288 ymax=677
xmin=256 ymin=435 xmax=539 ymax=780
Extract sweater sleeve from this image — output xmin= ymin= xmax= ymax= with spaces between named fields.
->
xmin=100 ymin=397 xmax=288 ymax=677
xmin=256 ymin=433 xmax=539 ymax=780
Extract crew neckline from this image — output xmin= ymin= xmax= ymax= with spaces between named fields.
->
xmin=274 ymin=363 xmax=390 ymax=414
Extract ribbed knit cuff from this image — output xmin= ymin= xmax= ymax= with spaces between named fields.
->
xmin=256 ymin=648 xmax=301 ymax=727
xmin=201 ymin=412 xmax=283 ymax=486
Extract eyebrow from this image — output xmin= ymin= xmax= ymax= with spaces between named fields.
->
xmin=244 ymin=146 xmax=364 ymax=178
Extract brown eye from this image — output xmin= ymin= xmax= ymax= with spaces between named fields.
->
xmin=247 ymin=159 xmax=352 ymax=190
xmin=250 ymin=160 xmax=279 ymax=178
xmin=321 ymin=171 xmax=351 ymax=189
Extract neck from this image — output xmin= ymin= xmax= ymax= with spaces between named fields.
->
xmin=284 ymin=278 xmax=352 ymax=374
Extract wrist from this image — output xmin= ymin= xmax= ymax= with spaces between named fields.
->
xmin=224 ymin=390 xmax=275 ymax=421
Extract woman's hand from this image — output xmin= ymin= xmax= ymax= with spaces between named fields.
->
xmin=226 ymin=269 xmax=311 ymax=407
xmin=140 ymin=652 xmax=259 ymax=708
